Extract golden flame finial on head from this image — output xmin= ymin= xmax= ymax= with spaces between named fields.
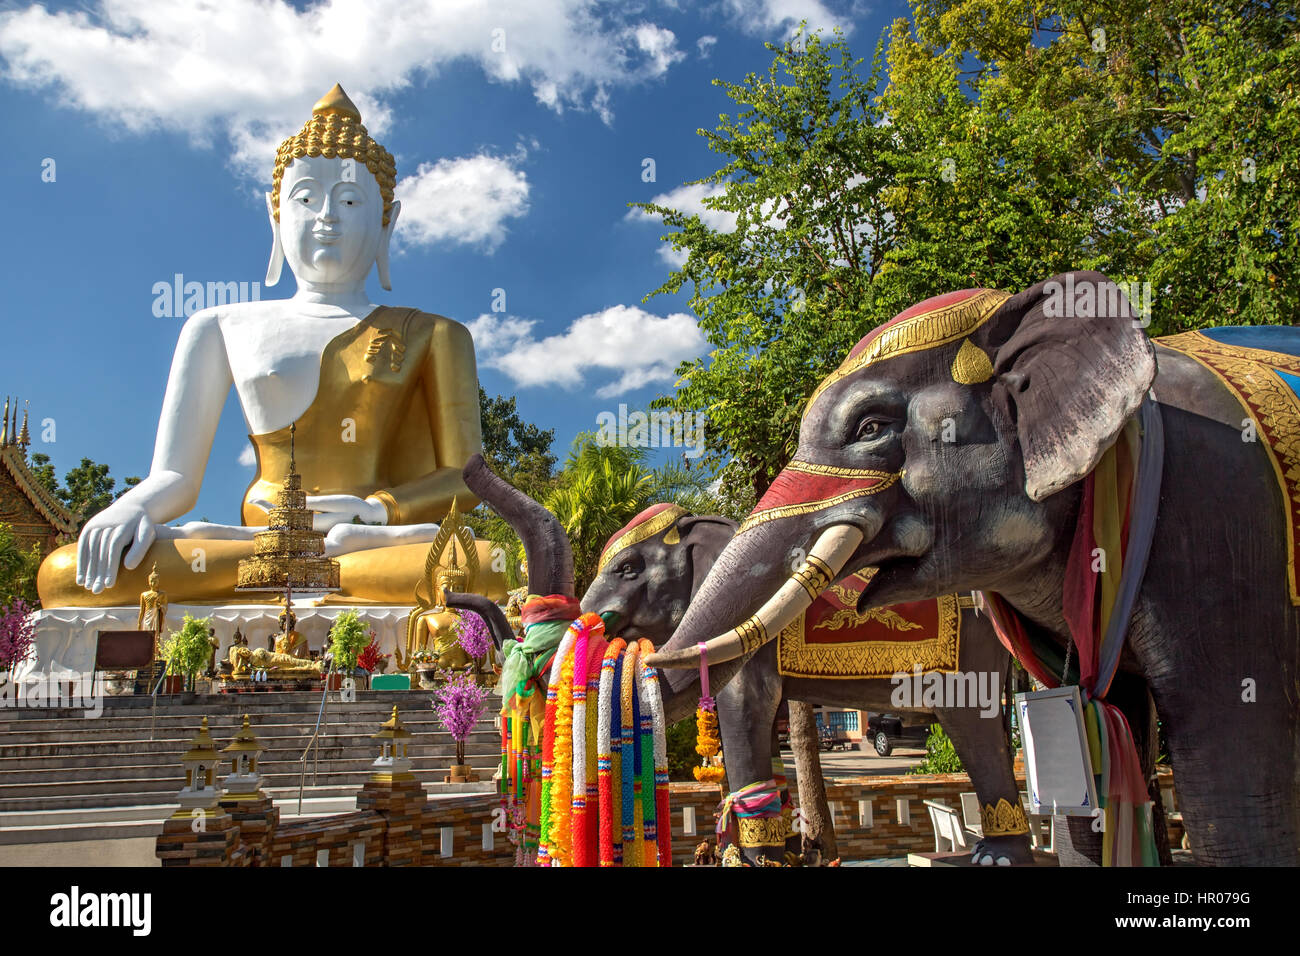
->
xmin=272 ymin=83 xmax=397 ymax=227
xmin=312 ymin=83 xmax=361 ymax=121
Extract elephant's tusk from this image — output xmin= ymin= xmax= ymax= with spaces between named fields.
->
xmin=645 ymin=524 xmax=864 ymax=669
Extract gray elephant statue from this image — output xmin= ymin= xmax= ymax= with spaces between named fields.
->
xmin=583 ymin=504 xmax=1035 ymax=865
xmin=648 ymin=272 xmax=1300 ymax=866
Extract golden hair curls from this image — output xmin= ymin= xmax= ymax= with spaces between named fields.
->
xmin=271 ymin=84 xmax=397 ymax=227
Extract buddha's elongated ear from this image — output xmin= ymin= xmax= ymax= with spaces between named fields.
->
xmin=376 ymin=200 xmax=401 ymax=291
xmin=264 ymin=192 xmax=284 ymax=287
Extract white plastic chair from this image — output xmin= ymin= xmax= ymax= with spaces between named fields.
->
xmin=924 ymin=799 xmax=974 ymax=853
xmin=959 ymin=792 xmax=983 ymax=836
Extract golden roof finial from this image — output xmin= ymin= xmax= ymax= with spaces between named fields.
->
xmin=181 ymin=717 xmax=220 ymax=762
xmin=312 ymin=83 xmax=362 ymax=121
xmin=19 ymin=402 xmax=30 ymax=450
xmin=1 ymin=397 xmax=9 ymax=446
xmin=373 ymin=705 xmax=412 ymax=740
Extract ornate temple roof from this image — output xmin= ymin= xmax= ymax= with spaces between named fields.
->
xmin=0 ymin=398 xmax=77 ymax=541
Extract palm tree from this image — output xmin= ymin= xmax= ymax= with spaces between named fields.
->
xmin=544 ymin=436 xmax=657 ymax=595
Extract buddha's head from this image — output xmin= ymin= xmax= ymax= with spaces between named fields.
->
xmin=266 ymin=84 xmax=401 ymax=291
xmin=148 ymin=562 xmax=160 ymax=590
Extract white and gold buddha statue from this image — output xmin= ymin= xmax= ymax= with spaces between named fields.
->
xmin=38 ymin=85 xmax=504 ymax=607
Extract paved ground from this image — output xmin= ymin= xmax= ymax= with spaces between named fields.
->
xmin=0 ymin=837 xmax=159 ymax=867
xmin=778 ymin=740 xmax=926 ymax=779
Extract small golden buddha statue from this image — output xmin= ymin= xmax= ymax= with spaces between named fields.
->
xmin=227 ymin=642 xmax=324 ymax=680
xmin=38 ymin=84 xmax=505 ymax=609
xmin=395 ymin=499 xmax=487 ymax=672
xmin=273 ymin=607 xmax=308 ymax=659
xmin=136 ymin=563 xmax=168 ymax=657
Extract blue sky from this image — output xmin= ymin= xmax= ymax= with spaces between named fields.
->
xmin=2 ymin=0 xmax=905 ymax=525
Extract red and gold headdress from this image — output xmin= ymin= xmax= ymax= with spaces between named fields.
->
xmin=597 ymin=503 xmax=688 ymax=574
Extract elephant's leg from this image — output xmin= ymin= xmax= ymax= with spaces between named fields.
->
xmin=715 ymin=645 xmax=784 ymax=864
xmin=935 ymin=693 xmax=1034 ymax=866
xmin=1147 ymin=671 xmax=1299 ymax=866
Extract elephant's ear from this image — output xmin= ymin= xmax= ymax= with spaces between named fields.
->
xmin=674 ymin=515 xmax=738 ymax=587
xmin=988 ymin=271 xmax=1156 ymax=501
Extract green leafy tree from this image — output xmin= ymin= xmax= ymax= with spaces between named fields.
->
xmin=885 ymin=0 xmax=1300 ymax=332
xmin=30 ymin=455 xmax=142 ymax=531
xmin=478 ymin=386 xmax=557 ymax=495
xmin=28 ymin=453 xmax=58 ymax=498
xmin=160 ymin=614 xmax=214 ymax=689
xmin=911 ymin=723 xmax=965 ymax=774
xmin=641 ymin=6 xmax=1300 ymax=505
xmin=0 ymin=524 xmax=42 ymax=608
xmin=328 ymin=609 xmax=371 ymax=673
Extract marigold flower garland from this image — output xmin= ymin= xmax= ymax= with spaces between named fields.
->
xmin=535 ymin=627 xmax=577 ymax=865
xmin=548 ymin=646 xmax=576 ymax=865
xmin=693 ymin=643 xmax=727 ymax=784
xmin=571 ymin=619 xmax=606 ymax=867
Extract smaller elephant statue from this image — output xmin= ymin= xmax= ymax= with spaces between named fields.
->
xmin=582 ymin=504 xmax=1034 ymax=865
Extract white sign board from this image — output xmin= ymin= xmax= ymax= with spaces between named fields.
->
xmin=1015 ymin=686 xmax=1099 ymax=817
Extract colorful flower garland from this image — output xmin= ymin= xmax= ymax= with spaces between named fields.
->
xmin=692 ymin=642 xmax=727 ymax=784
xmin=501 ymin=616 xmax=671 ymax=868
xmin=597 ymin=638 xmax=625 ymax=866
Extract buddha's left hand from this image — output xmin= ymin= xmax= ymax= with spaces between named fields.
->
xmin=305 ymin=494 xmax=388 ymax=531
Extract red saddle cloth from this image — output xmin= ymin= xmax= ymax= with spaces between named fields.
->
xmin=777 ymin=569 xmax=963 ymax=679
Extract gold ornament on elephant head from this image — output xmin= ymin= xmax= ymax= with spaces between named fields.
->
xmin=395 ymin=498 xmax=479 ymax=671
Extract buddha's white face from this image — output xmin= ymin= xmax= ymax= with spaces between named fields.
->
xmin=276 ymin=154 xmax=385 ymax=285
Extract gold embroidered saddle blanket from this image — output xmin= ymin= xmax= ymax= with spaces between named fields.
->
xmin=1158 ymin=328 xmax=1300 ymax=605
xmin=777 ymin=569 xmax=965 ymax=679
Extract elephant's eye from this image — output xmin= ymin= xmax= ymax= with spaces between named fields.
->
xmin=855 ymin=418 xmax=888 ymax=442
xmin=617 ymin=563 xmax=639 ymax=580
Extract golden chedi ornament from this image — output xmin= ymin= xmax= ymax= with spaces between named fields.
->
xmin=235 ymin=424 xmax=340 ymax=595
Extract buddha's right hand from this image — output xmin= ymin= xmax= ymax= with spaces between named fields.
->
xmin=76 ymin=501 xmax=158 ymax=594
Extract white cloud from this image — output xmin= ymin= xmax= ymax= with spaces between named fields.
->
xmin=721 ymin=0 xmax=856 ymax=37
xmin=697 ymin=35 xmax=719 ymax=58
xmin=238 ymin=444 xmax=256 ymax=468
xmin=395 ymin=153 xmax=530 ymax=250
xmin=634 ymin=24 xmax=687 ymax=75
xmin=628 ymin=182 xmax=734 ymax=266
xmin=467 ymin=305 xmax=706 ymax=399
xmin=0 ymin=0 xmax=686 ymax=183
xmin=629 ymin=181 xmax=789 ymax=267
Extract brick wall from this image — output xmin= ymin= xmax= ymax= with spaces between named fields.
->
xmin=268 ymin=811 xmax=385 ymax=867
xmin=160 ymin=770 xmax=1182 ymax=866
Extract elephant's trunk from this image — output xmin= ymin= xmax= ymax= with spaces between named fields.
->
xmin=443 ymin=591 xmax=515 ymax=652
xmin=462 ymin=453 xmax=574 ymax=598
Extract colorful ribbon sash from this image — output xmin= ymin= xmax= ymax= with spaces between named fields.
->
xmin=986 ymin=398 xmax=1164 ymax=867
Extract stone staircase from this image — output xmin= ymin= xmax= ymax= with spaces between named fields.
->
xmin=0 ymin=690 xmax=501 ymax=842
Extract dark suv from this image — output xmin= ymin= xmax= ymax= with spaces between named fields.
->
xmin=865 ymin=713 xmax=906 ymax=756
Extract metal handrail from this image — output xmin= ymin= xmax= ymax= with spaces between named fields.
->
xmin=297 ymin=658 xmax=334 ymax=815
xmin=149 ymin=651 xmax=180 ymax=742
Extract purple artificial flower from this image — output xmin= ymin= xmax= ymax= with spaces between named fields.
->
xmin=0 ymin=599 xmax=35 ymax=670
xmin=454 ymin=611 xmax=492 ymax=660
xmin=432 ymin=670 xmax=490 ymax=743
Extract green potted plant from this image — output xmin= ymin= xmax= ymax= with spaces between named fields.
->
xmin=327 ymin=610 xmax=369 ymax=690
xmin=159 ymin=614 xmax=214 ymax=696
